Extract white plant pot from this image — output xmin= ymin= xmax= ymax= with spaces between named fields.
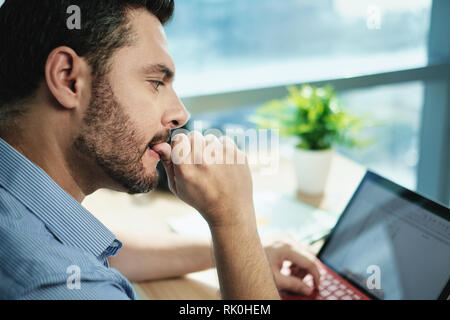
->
xmin=293 ymin=148 xmax=333 ymax=195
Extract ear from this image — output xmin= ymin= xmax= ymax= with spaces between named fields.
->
xmin=45 ymin=46 xmax=88 ymax=110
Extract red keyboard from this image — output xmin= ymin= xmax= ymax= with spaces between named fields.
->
xmin=282 ymin=262 xmax=370 ymax=300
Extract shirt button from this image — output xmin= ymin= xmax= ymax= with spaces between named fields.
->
xmin=110 ymin=240 xmax=120 ymax=248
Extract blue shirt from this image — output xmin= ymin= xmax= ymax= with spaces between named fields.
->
xmin=0 ymin=138 xmax=136 ymax=299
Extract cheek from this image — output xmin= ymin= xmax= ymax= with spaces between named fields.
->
xmin=113 ymin=80 xmax=162 ymax=130
xmin=127 ymin=93 xmax=162 ymax=136
xmin=133 ymin=110 xmax=161 ymax=141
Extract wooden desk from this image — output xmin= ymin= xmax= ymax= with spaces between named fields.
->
xmin=83 ymin=152 xmax=365 ymax=300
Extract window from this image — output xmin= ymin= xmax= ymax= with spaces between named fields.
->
xmin=189 ymin=81 xmax=424 ymax=190
xmin=336 ymin=81 xmax=424 ymax=190
xmin=169 ymin=1 xmax=450 ymax=200
xmin=166 ymin=0 xmax=432 ymax=96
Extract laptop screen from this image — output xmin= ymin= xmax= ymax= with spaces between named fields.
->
xmin=318 ymin=171 xmax=450 ymax=300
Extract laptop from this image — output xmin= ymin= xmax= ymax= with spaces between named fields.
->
xmin=282 ymin=170 xmax=450 ymax=300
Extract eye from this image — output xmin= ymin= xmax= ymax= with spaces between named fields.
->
xmin=148 ymin=80 xmax=164 ymax=91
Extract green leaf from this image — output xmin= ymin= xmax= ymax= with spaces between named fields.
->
xmin=253 ymin=84 xmax=377 ymax=150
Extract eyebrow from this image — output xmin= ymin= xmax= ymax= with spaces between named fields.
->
xmin=142 ymin=63 xmax=175 ymax=82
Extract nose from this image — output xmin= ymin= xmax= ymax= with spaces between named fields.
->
xmin=162 ymin=89 xmax=190 ymax=129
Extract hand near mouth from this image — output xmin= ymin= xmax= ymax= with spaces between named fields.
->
xmin=151 ymin=141 xmax=173 ymax=181
xmin=153 ymin=132 xmax=255 ymax=228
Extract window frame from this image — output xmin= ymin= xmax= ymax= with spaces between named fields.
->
xmin=417 ymin=0 xmax=450 ymax=206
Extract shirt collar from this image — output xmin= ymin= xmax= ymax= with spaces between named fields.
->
xmin=0 ymin=138 xmax=121 ymax=258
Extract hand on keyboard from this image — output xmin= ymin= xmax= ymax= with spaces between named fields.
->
xmin=282 ymin=262 xmax=369 ymax=300
xmin=263 ymin=234 xmax=321 ymax=296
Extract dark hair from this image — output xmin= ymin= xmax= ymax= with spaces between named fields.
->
xmin=0 ymin=0 xmax=174 ymax=114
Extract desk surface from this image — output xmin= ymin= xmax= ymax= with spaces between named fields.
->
xmin=83 ymin=152 xmax=365 ymax=300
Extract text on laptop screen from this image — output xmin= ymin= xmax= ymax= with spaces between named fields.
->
xmin=319 ymin=176 xmax=450 ymax=300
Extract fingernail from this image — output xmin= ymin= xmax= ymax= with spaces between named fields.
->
xmin=172 ymin=135 xmax=180 ymax=142
xmin=305 ymin=287 xmax=313 ymax=296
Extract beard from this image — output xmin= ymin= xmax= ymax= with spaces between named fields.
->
xmin=73 ymin=74 xmax=167 ymax=194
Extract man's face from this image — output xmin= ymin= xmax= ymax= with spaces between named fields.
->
xmin=74 ymin=9 xmax=188 ymax=194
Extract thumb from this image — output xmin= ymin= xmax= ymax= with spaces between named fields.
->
xmin=275 ymin=273 xmax=314 ymax=296
xmin=151 ymin=142 xmax=175 ymax=191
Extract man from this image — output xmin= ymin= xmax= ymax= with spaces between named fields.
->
xmin=0 ymin=0 xmax=320 ymax=299
xmin=94 ymin=210 xmax=322 ymax=298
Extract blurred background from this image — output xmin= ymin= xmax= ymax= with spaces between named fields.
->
xmin=1 ymin=0 xmax=446 ymax=206
xmin=166 ymin=0 xmax=449 ymax=206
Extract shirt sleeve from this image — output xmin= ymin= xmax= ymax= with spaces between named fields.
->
xmin=18 ymin=280 xmax=133 ymax=300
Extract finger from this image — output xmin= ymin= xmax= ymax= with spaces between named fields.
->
xmin=308 ymin=257 xmax=322 ymax=289
xmin=305 ymin=258 xmax=321 ymax=289
xmin=204 ymin=134 xmax=219 ymax=146
xmin=152 ymin=142 xmax=171 ymax=165
xmin=151 ymin=142 xmax=174 ymax=189
xmin=288 ymin=252 xmax=321 ymax=289
xmin=275 ymin=273 xmax=314 ymax=296
xmin=219 ymin=136 xmax=245 ymax=164
xmin=188 ymin=131 xmax=205 ymax=164
xmin=218 ymin=135 xmax=237 ymax=149
xmin=290 ymin=265 xmax=308 ymax=279
xmin=203 ymin=135 xmax=222 ymax=164
xmin=170 ymin=133 xmax=191 ymax=166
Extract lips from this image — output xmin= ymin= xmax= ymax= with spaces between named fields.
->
xmin=146 ymin=140 xmax=168 ymax=160
xmin=145 ymin=131 xmax=171 ymax=159
xmin=148 ymin=141 xmax=166 ymax=154
xmin=146 ymin=146 xmax=161 ymax=160
xmin=148 ymin=141 xmax=164 ymax=149
xmin=148 ymin=135 xmax=170 ymax=149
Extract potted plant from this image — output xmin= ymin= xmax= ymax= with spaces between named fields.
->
xmin=252 ymin=84 xmax=369 ymax=195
